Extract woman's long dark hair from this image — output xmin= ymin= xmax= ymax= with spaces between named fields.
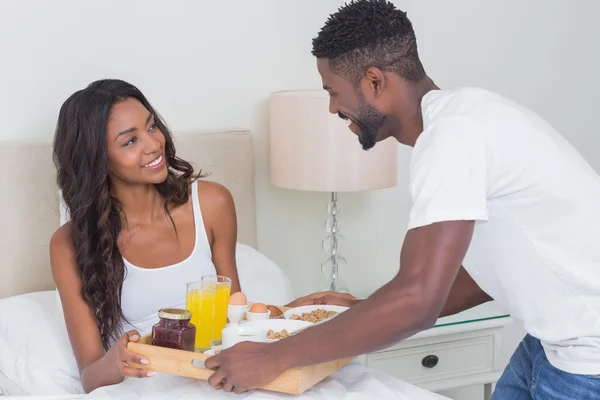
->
xmin=53 ymin=79 xmax=203 ymax=350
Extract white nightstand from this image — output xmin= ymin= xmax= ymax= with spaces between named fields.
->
xmin=360 ymin=302 xmax=512 ymax=400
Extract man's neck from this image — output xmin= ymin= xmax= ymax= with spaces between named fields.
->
xmin=392 ymin=76 xmax=439 ymax=147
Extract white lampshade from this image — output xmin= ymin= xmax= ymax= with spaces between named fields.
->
xmin=269 ymin=90 xmax=398 ymax=192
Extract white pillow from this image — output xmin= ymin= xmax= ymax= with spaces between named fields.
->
xmin=0 ymin=245 xmax=293 ymax=395
xmin=0 ymin=290 xmax=83 ymax=395
xmin=235 ymin=243 xmax=295 ymax=305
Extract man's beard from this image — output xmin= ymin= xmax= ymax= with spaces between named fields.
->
xmin=339 ymin=100 xmax=387 ymax=151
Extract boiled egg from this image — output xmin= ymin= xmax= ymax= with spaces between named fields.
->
xmin=229 ymin=292 xmax=247 ymax=306
xmin=249 ymin=303 xmax=268 ymax=313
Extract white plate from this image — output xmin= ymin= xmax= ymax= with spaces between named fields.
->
xmin=283 ymin=305 xmax=349 ymax=322
xmin=243 ymin=319 xmax=313 ymax=342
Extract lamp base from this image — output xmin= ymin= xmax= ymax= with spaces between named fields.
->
xmin=319 ymin=278 xmax=350 ymax=294
xmin=320 ymin=191 xmax=350 ymax=294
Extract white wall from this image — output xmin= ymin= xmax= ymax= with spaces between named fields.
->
xmin=1 ymin=1 xmax=598 ymax=399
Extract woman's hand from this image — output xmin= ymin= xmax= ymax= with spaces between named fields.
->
xmin=286 ymin=291 xmax=361 ymax=308
xmin=114 ymin=330 xmax=154 ymax=378
xmin=51 ymin=228 xmax=155 ymax=392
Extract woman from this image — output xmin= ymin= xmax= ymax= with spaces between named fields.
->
xmin=50 ymin=79 xmax=357 ymax=393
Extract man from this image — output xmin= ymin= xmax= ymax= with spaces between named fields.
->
xmin=206 ymin=1 xmax=600 ymax=398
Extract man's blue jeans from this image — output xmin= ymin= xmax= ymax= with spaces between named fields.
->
xmin=492 ymin=334 xmax=600 ymax=399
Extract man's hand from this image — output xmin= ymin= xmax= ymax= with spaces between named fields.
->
xmin=286 ymin=291 xmax=360 ymax=308
xmin=205 ymin=341 xmax=287 ymax=394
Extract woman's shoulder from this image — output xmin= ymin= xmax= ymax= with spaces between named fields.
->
xmin=195 ymin=179 xmax=235 ymax=211
xmin=49 ymin=222 xmax=76 ymax=268
xmin=50 ymin=222 xmax=72 ymax=247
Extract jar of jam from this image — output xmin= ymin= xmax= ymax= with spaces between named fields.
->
xmin=152 ymin=308 xmax=196 ymax=351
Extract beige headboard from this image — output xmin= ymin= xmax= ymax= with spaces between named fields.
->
xmin=0 ymin=130 xmax=257 ymax=299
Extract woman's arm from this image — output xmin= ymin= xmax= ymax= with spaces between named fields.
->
xmin=197 ymin=181 xmax=242 ymax=293
xmin=50 ymin=224 xmax=152 ymax=393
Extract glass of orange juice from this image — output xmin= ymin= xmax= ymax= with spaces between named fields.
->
xmin=186 ymin=281 xmax=216 ymax=352
xmin=202 ymin=275 xmax=232 ymax=346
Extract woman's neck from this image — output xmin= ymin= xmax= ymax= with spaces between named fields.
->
xmin=111 ymin=182 xmax=166 ymax=226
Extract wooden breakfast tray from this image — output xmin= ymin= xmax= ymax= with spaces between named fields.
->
xmin=127 ymin=304 xmax=355 ymax=395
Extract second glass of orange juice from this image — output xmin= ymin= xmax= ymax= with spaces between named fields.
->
xmin=186 ymin=281 xmax=216 ymax=352
xmin=202 ymin=275 xmax=232 ymax=346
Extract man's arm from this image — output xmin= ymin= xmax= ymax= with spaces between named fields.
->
xmin=293 ymin=266 xmax=491 ymax=317
xmin=439 ymin=266 xmax=492 ymax=318
xmin=271 ymin=219 xmax=475 ymax=369
xmin=204 ymin=220 xmax=476 ymax=392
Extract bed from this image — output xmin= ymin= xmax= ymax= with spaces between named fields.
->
xmin=0 ymin=130 xmax=449 ymax=399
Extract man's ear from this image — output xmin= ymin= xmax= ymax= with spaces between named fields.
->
xmin=364 ymin=67 xmax=386 ymax=97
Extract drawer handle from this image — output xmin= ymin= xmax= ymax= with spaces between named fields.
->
xmin=421 ymin=354 xmax=439 ymax=368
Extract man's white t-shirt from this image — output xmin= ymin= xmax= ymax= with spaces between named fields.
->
xmin=409 ymin=87 xmax=600 ymax=375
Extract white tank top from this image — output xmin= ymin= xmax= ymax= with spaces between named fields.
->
xmin=118 ymin=180 xmax=216 ymax=339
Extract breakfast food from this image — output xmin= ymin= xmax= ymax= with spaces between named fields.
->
xmin=152 ymin=308 xmax=196 ymax=351
xmin=229 ymin=292 xmax=248 ymax=306
xmin=267 ymin=329 xmax=291 ymax=339
xmin=249 ymin=303 xmax=268 ymax=313
xmin=291 ymin=309 xmax=338 ymax=323
xmin=266 ymin=305 xmax=283 ymax=318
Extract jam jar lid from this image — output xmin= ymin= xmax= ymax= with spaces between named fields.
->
xmin=158 ymin=308 xmax=192 ymax=320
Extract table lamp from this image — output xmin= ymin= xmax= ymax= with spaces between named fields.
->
xmin=269 ymin=90 xmax=398 ymax=293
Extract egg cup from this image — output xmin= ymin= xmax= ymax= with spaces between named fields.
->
xmin=227 ymin=304 xmax=249 ymax=326
xmin=245 ymin=309 xmax=271 ymax=321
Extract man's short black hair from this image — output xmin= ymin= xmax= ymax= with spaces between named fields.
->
xmin=312 ymin=0 xmax=425 ymax=83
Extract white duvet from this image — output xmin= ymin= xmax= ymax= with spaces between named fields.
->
xmin=85 ymin=362 xmax=449 ymax=400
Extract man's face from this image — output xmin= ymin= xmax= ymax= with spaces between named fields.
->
xmin=317 ymin=58 xmax=388 ymax=150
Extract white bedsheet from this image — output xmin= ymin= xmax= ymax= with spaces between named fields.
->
xmin=0 ymin=369 xmax=27 ymax=396
xmin=0 ymin=363 xmax=451 ymax=399
xmin=85 ymin=361 xmax=450 ymax=400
